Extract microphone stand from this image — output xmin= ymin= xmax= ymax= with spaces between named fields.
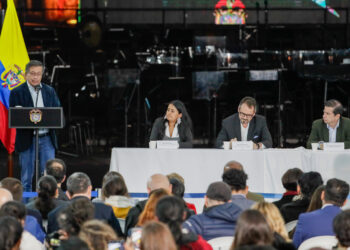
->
xmin=34 ymin=86 xmax=41 ymax=188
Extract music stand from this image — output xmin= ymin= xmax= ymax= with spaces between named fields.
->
xmin=9 ymin=107 xmax=64 ymax=188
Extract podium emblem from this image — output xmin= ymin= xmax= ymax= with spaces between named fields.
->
xmin=29 ymin=109 xmax=42 ymax=124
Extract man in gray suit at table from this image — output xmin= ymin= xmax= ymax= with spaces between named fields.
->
xmin=216 ymin=96 xmax=273 ymax=149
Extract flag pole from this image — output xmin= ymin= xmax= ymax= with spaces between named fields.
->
xmin=7 ymin=153 xmax=13 ymax=177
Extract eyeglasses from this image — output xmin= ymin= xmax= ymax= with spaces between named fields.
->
xmin=239 ymin=111 xmax=254 ymax=119
xmin=28 ymin=72 xmax=42 ymax=77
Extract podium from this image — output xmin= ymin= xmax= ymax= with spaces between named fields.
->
xmin=9 ymin=107 xmax=64 ymax=187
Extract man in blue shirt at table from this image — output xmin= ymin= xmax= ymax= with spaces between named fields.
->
xmin=307 ymin=99 xmax=350 ymax=149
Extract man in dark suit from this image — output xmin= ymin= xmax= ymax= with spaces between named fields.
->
xmin=273 ymin=168 xmax=303 ymax=210
xmin=9 ymin=60 xmax=61 ymax=192
xmin=307 ymin=99 xmax=350 ymax=149
xmin=47 ymin=172 xmax=123 ymax=237
xmin=293 ymin=178 xmax=349 ymax=248
xmin=216 ymin=96 xmax=272 ymax=149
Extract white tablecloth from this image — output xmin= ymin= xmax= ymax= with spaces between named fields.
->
xmin=109 ymin=148 xmax=350 ymax=195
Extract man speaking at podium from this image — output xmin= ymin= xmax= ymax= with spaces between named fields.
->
xmin=216 ymin=96 xmax=273 ymax=149
xmin=9 ymin=60 xmax=61 ymax=192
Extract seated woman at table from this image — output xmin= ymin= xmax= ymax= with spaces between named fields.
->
xmin=149 ymin=100 xmax=193 ymax=148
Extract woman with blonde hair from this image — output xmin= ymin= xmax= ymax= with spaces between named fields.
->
xmin=79 ymin=220 xmax=118 ymax=250
xmin=137 ymin=189 xmax=170 ymax=226
xmin=252 ymin=202 xmax=295 ymax=250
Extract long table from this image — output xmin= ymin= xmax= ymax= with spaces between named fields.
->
xmin=109 ymin=148 xmax=350 ymax=195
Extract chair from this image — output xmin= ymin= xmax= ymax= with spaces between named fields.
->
xmin=285 ymin=220 xmax=298 ymax=233
xmin=208 ymin=236 xmax=234 ymax=250
xmin=298 ymin=235 xmax=337 ymax=250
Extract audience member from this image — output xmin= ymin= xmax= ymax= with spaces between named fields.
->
xmin=293 ymin=178 xmax=349 ymax=248
xmin=273 ymin=168 xmax=303 ymax=210
xmin=57 ymin=236 xmax=89 ymax=250
xmin=167 ymin=173 xmax=197 ymax=214
xmin=333 ymin=209 xmax=350 ymax=250
xmin=26 ymin=175 xmax=66 ymax=220
xmin=156 ymin=196 xmax=212 ymax=250
xmin=223 ymin=161 xmax=264 ymax=202
xmin=281 ymin=171 xmax=323 ymax=223
xmin=306 ymin=185 xmax=325 ymax=212
xmin=79 ymin=220 xmax=118 ymax=250
xmin=0 ymin=184 xmax=45 ymax=244
xmin=46 ymin=158 xmax=69 ymax=201
xmin=0 ymin=177 xmax=43 ymax=228
xmin=252 ymin=202 xmax=295 ymax=250
xmin=168 ymin=177 xmax=195 ymax=218
xmin=137 ymin=189 xmax=169 ymax=226
xmin=125 ymin=173 xmax=172 ymax=233
xmin=102 ymin=176 xmax=134 ymax=219
xmin=183 ymin=181 xmax=242 ymax=241
xmin=56 ymin=198 xmax=95 ymax=239
xmin=141 ymin=221 xmax=177 ymax=250
xmin=0 ymin=201 xmax=44 ymax=249
xmin=124 ymin=221 xmax=177 ymax=250
xmin=47 ymin=172 xmax=122 ymax=237
xmin=231 ymin=209 xmax=274 ymax=249
xmin=0 ymin=216 xmax=23 ymax=250
xmin=222 ymin=169 xmax=254 ymax=210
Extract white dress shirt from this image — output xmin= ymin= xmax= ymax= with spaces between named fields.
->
xmin=240 ymin=123 xmax=249 ymax=141
xmin=327 ymin=120 xmax=339 ymax=143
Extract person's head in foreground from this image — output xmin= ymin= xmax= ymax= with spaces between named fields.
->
xmin=231 ymin=209 xmax=274 ymax=250
xmin=252 ymin=202 xmax=289 ymax=241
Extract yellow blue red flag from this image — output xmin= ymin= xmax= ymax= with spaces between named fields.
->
xmin=0 ymin=0 xmax=29 ymax=153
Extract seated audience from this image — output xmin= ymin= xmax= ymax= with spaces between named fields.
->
xmin=125 ymin=173 xmax=172 ymax=233
xmin=0 ymin=201 xmax=44 ymax=249
xmin=0 ymin=178 xmax=43 ymax=228
xmin=46 ymin=158 xmax=69 ymax=201
xmin=124 ymin=221 xmax=177 ymax=250
xmin=79 ymin=220 xmax=118 ymax=250
xmin=0 ymin=216 xmax=22 ymax=250
xmin=56 ymin=198 xmax=95 ymax=239
xmin=137 ymin=188 xmax=169 ymax=227
xmin=167 ymin=172 xmax=197 ymax=214
xmin=231 ymin=209 xmax=274 ymax=249
xmin=102 ymin=176 xmax=134 ymax=219
xmin=223 ymin=161 xmax=264 ymax=202
xmin=252 ymin=202 xmax=295 ymax=250
xmin=56 ymin=236 xmax=89 ymax=250
xmin=149 ymin=100 xmax=193 ymax=148
xmin=293 ymin=178 xmax=349 ymax=248
xmin=0 ymin=186 xmax=45 ymax=243
xmin=183 ymin=181 xmax=242 ymax=241
xmin=281 ymin=171 xmax=323 ymax=223
xmin=156 ymin=196 xmax=212 ymax=250
xmin=333 ymin=209 xmax=350 ymax=250
xmin=222 ymin=169 xmax=254 ymax=210
xmin=273 ymin=168 xmax=303 ymax=210
xmin=47 ymin=172 xmax=122 ymax=237
xmin=306 ymin=185 xmax=325 ymax=212
xmin=168 ymin=177 xmax=195 ymax=218
xmin=26 ymin=175 xmax=66 ymax=220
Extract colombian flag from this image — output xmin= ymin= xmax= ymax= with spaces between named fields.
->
xmin=0 ymin=0 xmax=29 ymax=153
